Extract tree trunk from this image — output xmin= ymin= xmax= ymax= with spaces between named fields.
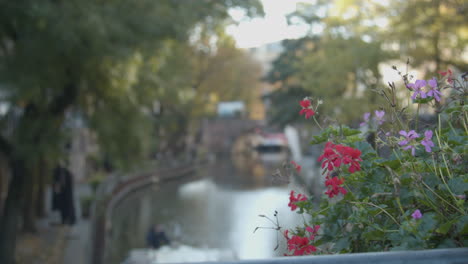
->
xmin=0 ymin=159 xmax=26 ymax=264
xmin=35 ymin=159 xmax=47 ymax=218
xmin=0 ymin=158 xmax=4 ymax=215
xmin=22 ymin=162 xmax=37 ymax=233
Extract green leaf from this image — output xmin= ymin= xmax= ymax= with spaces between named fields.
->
xmin=413 ymin=97 xmax=434 ymax=104
xmin=377 ymin=158 xmax=401 ymax=170
xmin=456 ymin=215 xmax=468 ymax=235
xmin=436 ymin=219 xmax=457 ymax=235
xmin=447 ymin=177 xmax=468 ymax=194
xmin=351 ymin=141 xmax=376 ymax=157
xmin=334 ymin=237 xmax=350 ymax=252
xmin=418 ymin=212 xmax=438 ymax=236
xmin=342 ymin=127 xmax=361 ymax=137
xmin=362 ymin=229 xmax=385 ymax=241
xmin=310 ymin=133 xmax=329 ymax=145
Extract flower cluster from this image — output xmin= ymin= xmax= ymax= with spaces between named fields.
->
xmin=299 ymin=98 xmax=315 ymax=119
xmin=279 ymin=70 xmax=465 ymax=255
xmin=324 ymin=176 xmax=347 ymax=198
xmin=360 ymin=110 xmax=385 ymax=127
xmin=398 ymin=130 xmax=434 ymax=156
xmin=283 ymin=225 xmax=320 ymax=256
xmin=288 ymin=190 xmax=307 ymax=211
xmin=407 ymin=78 xmax=442 ymax=102
xmin=318 ymin=142 xmax=362 ymax=173
xmin=439 ymin=68 xmax=453 ymax=84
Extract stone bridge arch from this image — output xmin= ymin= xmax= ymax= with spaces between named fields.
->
xmin=200 ymin=118 xmax=264 ymax=154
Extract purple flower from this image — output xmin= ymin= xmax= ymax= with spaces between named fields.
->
xmin=426 ymin=78 xmax=442 ymax=102
xmin=375 ymin=110 xmax=385 ymax=125
xmin=360 ymin=112 xmax=371 ymax=127
xmin=421 ymin=130 xmax=434 ymax=153
xmin=407 ymin=80 xmax=427 ymax=100
xmin=399 ymin=130 xmax=420 ymax=156
xmin=411 ymin=209 xmax=422 ymax=220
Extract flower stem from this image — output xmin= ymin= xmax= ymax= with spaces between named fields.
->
xmin=349 ymin=201 xmax=400 ymax=226
xmin=415 ymin=103 xmax=420 ymax=131
xmin=313 ymin=116 xmax=323 ymax=130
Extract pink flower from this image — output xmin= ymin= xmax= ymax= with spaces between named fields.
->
xmin=360 ymin=112 xmax=371 ymax=127
xmin=374 ymin=110 xmax=385 ymax=125
xmin=318 ymin=142 xmax=362 ymax=173
xmin=290 ymin=161 xmax=301 ymax=173
xmin=427 ymin=78 xmax=442 ymax=102
xmin=299 ymin=99 xmax=315 ymax=119
xmin=439 ymin=69 xmax=453 ymax=84
xmin=407 ymin=80 xmax=427 ymax=100
xmin=398 ymin=130 xmax=420 ymax=156
xmin=288 ymin=190 xmax=307 ymax=211
xmin=411 ymin=209 xmax=422 ymax=220
xmin=305 ymin=225 xmax=320 ymax=240
xmin=421 ymin=130 xmax=434 ymax=153
xmin=324 ymin=176 xmax=347 ymax=198
xmin=286 ymin=235 xmax=317 ymax=256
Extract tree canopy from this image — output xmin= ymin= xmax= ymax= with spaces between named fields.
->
xmin=0 ymin=1 xmax=263 ymax=263
xmin=265 ymin=0 xmax=467 ymax=126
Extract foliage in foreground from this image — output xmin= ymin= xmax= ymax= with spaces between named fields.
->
xmin=282 ymin=69 xmax=467 ymax=255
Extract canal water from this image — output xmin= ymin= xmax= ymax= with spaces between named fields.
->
xmin=108 ymin=153 xmax=318 ymax=264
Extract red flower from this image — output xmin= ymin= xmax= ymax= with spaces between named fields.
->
xmin=288 ymin=190 xmax=307 ymax=211
xmin=290 ymin=161 xmax=301 ymax=173
xmin=299 ymin=99 xmax=315 ymax=119
xmin=300 ymin=99 xmax=311 ymax=108
xmin=286 ymin=235 xmax=317 ymax=256
xmin=439 ymin=69 xmax=453 ymax=84
xmin=317 ymin=142 xmax=362 ymax=173
xmin=324 ymin=176 xmax=347 ymax=198
xmin=305 ymin=225 xmax=320 ymax=240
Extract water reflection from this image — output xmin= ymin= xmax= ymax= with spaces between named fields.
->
xmin=108 ymin=155 xmax=310 ymax=264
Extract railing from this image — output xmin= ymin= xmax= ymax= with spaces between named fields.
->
xmin=186 ymin=248 xmax=468 ymax=264
xmin=89 ymin=160 xmax=206 ymax=264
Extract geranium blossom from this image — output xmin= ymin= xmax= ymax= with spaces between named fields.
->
xmin=407 ymin=80 xmax=427 ymax=100
xmin=426 ymin=78 xmax=442 ymax=102
xmin=288 ymin=190 xmax=307 ymax=211
xmin=421 ymin=130 xmax=434 ymax=153
xmin=324 ymin=176 xmax=347 ymax=198
xmin=439 ymin=69 xmax=453 ymax=84
xmin=285 ymin=234 xmax=317 ymax=256
xmin=360 ymin=112 xmax=371 ymax=127
xmin=318 ymin=142 xmax=362 ymax=173
xmin=375 ymin=110 xmax=385 ymax=125
xmin=290 ymin=161 xmax=301 ymax=173
xmin=299 ymin=99 xmax=315 ymax=119
xmin=398 ymin=130 xmax=420 ymax=156
xmin=305 ymin=225 xmax=320 ymax=240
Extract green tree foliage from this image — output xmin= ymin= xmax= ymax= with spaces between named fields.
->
xmin=266 ymin=36 xmax=386 ymax=125
xmin=383 ymin=0 xmax=468 ymax=72
xmin=265 ymin=0 xmax=467 ymax=126
xmin=0 ymin=1 xmax=263 ymax=263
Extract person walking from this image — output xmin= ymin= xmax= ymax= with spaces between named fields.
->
xmin=146 ymin=224 xmax=170 ymax=249
xmin=51 ymin=162 xmax=76 ymax=225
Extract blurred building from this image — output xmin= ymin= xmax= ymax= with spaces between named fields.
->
xmin=217 ymin=101 xmax=246 ymax=118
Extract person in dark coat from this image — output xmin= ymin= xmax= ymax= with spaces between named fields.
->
xmin=146 ymin=224 xmax=170 ymax=249
xmin=51 ymin=164 xmax=76 ymax=225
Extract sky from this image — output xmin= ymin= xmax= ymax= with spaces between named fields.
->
xmin=226 ymin=0 xmax=312 ymax=49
